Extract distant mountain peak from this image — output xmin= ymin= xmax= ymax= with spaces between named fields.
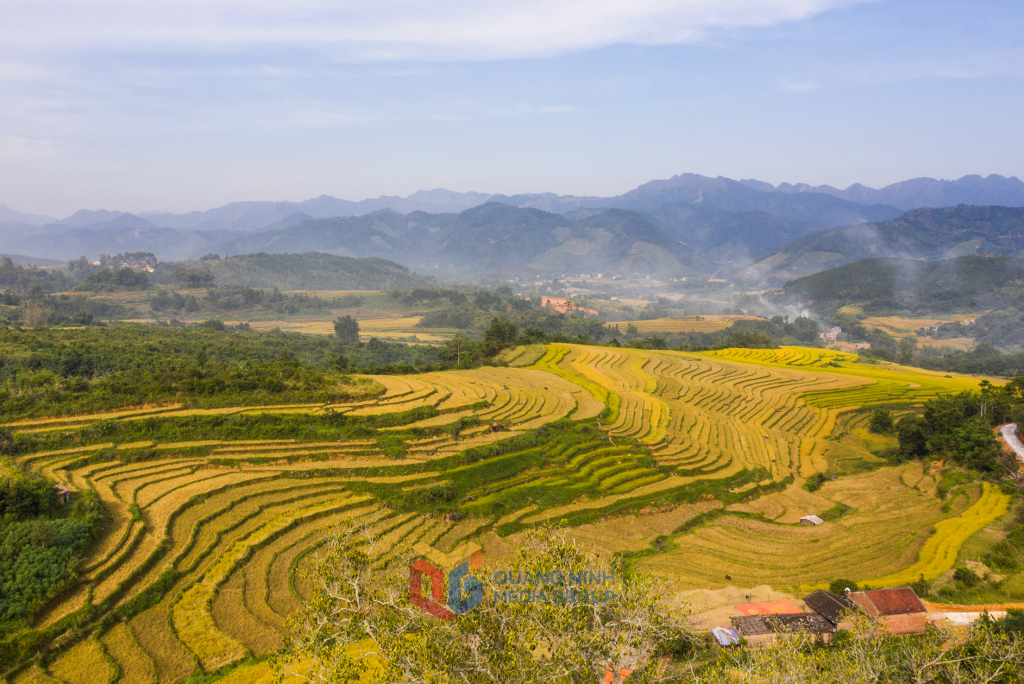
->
xmin=0 ymin=204 xmax=57 ymax=226
xmin=58 ymin=209 xmax=127 ymax=226
xmin=747 ymin=173 xmax=1024 ymax=210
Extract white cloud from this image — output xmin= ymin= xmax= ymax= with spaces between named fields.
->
xmin=0 ymin=0 xmax=864 ymax=61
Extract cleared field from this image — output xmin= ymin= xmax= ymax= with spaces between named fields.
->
xmin=861 ymin=314 xmax=987 ymax=338
xmin=5 ymin=342 xmax=997 ymax=683
xmin=614 ymin=315 xmax=761 ymax=334
xmin=241 ymin=316 xmax=453 ymax=342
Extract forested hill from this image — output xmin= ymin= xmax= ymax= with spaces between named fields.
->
xmin=211 ymin=203 xmax=695 ymax=277
xmin=153 ymin=252 xmax=433 ymax=290
xmin=744 ymin=205 xmax=1024 ymax=283
xmin=781 ymin=255 xmax=1024 ymax=315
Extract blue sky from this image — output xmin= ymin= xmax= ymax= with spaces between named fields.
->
xmin=1 ymin=0 xmax=1021 ymax=216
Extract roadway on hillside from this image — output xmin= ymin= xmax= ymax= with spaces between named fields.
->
xmin=1000 ymin=423 xmax=1024 ymax=464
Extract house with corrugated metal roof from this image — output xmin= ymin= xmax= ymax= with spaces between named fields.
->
xmin=731 ymin=612 xmax=836 ymax=646
xmin=802 ymin=589 xmax=856 ymax=630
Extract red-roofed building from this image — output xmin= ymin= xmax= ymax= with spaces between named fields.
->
xmin=848 ymin=587 xmax=927 ymax=634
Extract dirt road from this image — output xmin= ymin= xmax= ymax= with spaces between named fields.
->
xmin=1000 ymin=423 xmax=1024 ymax=464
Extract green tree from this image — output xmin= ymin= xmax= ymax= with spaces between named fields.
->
xmin=868 ymin=407 xmax=894 ymax=434
xmin=482 ymin=317 xmax=518 ymax=348
xmin=898 ymin=335 xmax=917 ymax=365
xmin=333 ymin=315 xmax=360 ymax=343
xmin=439 ymin=333 xmax=475 ymax=366
xmin=172 ymin=267 xmax=215 ymax=288
xmin=897 ymin=415 xmax=928 ymax=458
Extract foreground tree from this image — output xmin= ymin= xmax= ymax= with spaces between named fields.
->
xmin=279 ymin=520 xmax=697 ymax=683
xmin=694 ymin=614 xmax=1024 ymax=684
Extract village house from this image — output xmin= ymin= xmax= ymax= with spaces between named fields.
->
xmin=847 ymin=587 xmax=928 ymax=635
xmin=802 ymin=589 xmax=857 ymax=631
xmin=730 ymin=613 xmax=836 ymax=647
xmin=820 ymin=326 xmax=842 ymax=343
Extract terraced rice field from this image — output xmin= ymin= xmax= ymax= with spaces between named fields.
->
xmin=533 ymin=344 xmax=874 ymax=481
xmin=4 ymin=342 xmax=999 ymax=682
xmin=705 ymin=347 xmax=985 ymax=408
xmin=637 ymin=465 xmax=1011 ymax=590
xmin=860 ymin=314 xmax=987 ymax=338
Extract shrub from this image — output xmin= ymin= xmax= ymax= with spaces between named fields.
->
xmin=829 ymin=579 xmax=858 ymax=595
xmin=804 ymin=472 xmax=828 ymax=493
xmin=910 ymin=574 xmax=931 ymax=598
xmin=953 ymin=566 xmax=981 ymax=588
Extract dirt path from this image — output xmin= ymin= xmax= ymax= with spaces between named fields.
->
xmin=924 ymin=600 xmax=1024 ymax=612
xmin=999 ymin=423 xmax=1024 ymax=464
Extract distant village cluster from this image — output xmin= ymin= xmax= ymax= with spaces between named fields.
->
xmin=819 ymin=326 xmax=871 ymax=350
xmin=69 ymin=251 xmax=158 ymax=272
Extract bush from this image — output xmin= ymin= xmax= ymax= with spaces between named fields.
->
xmin=990 ymin=608 xmax=1024 ymax=634
xmin=829 ymin=579 xmax=858 ymax=595
xmin=953 ymin=566 xmax=981 ymax=588
xmin=804 ymin=472 xmax=828 ymax=492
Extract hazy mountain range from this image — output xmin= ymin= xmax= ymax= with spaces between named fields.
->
xmin=740 ymin=173 xmax=1024 ymax=211
xmin=746 ymin=206 xmax=1024 ymax=284
xmin=1 ymin=172 xmax=1022 ymax=280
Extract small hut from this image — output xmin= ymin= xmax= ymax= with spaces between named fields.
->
xmin=54 ymin=484 xmax=73 ymax=505
xmin=799 ymin=515 xmax=823 ymax=526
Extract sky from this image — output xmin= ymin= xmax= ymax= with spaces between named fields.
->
xmin=1 ymin=0 xmax=1022 ymax=217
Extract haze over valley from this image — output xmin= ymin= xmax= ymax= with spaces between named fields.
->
xmin=4 ymin=172 xmax=1023 ymax=283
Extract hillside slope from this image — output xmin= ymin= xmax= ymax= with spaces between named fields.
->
xmin=157 ymin=252 xmax=434 ymax=290
xmin=745 ymin=205 xmax=1024 ymax=283
xmin=780 ymin=255 xmax=1024 ymax=315
xmin=212 ymin=203 xmax=694 ymax=277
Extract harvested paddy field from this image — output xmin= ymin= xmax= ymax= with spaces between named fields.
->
xmin=615 ymin=315 xmax=761 ymax=334
xmin=3 ymin=343 xmax=1008 ymax=683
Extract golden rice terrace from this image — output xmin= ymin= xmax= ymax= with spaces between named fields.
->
xmin=2 ymin=344 xmax=1011 ymax=683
